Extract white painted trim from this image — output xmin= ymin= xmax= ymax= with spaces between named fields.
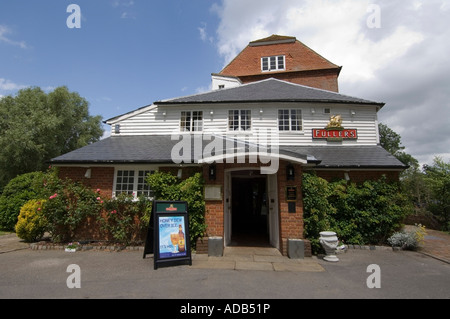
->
xmin=198 ymin=152 xmax=308 ymax=165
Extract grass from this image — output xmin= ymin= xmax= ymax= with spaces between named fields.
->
xmin=0 ymin=229 xmax=13 ymax=236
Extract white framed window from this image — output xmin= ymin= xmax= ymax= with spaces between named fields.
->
xmin=228 ymin=110 xmax=251 ymax=131
xmin=262 ymin=55 xmax=285 ymax=72
xmin=278 ymin=109 xmax=303 ymax=131
xmin=181 ymin=111 xmax=203 ymax=132
xmin=114 ymin=169 xmax=155 ymax=199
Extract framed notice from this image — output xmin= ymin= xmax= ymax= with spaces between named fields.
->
xmin=286 ymin=186 xmax=297 ymax=202
xmin=151 ymin=201 xmax=192 ymax=270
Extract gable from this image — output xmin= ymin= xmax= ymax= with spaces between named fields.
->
xmin=219 ymin=36 xmax=341 ymax=78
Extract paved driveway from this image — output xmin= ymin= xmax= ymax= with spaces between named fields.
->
xmin=1 ymin=247 xmax=449 ymax=300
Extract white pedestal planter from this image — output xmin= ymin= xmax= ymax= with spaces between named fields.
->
xmin=320 ymin=231 xmax=339 ymax=262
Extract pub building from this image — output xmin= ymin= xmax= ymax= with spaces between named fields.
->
xmin=51 ymin=35 xmax=406 ymax=257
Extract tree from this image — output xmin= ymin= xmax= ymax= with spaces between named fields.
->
xmin=0 ymin=87 xmax=103 ymax=190
xmin=423 ymin=157 xmax=450 ymax=230
xmin=379 ymin=123 xmax=418 ymax=169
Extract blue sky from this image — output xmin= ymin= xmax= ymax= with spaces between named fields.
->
xmin=1 ymin=0 xmax=449 ymax=166
xmin=0 ymin=0 xmax=221 ymax=124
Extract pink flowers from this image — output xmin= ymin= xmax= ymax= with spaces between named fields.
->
xmin=49 ymin=193 xmax=58 ymax=200
xmin=110 ymin=210 xmax=117 ymax=215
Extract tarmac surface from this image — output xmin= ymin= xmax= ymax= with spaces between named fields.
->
xmin=1 ymin=229 xmax=449 ymax=300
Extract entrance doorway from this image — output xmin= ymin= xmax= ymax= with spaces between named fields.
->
xmin=230 ymin=173 xmax=269 ymax=247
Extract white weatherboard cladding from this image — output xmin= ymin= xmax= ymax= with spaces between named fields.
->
xmin=110 ymin=102 xmax=379 ymax=146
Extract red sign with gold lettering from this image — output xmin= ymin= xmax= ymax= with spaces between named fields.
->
xmin=312 ymin=129 xmax=358 ymax=141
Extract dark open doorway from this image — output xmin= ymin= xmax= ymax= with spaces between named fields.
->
xmin=231 ymin=175 xmax=269 ymax=247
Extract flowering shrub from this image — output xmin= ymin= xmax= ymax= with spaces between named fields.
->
xmin=15 ymin=199 xmax=47 ymax=242
xmin=98 ymin=193 xmax=152 ymax=245
xmin=388 ymin=224 xmax=427 ymax=251
xmin=42 ymin=180 xmax=103 ymax=243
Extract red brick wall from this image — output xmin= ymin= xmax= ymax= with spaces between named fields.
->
xmin=239 ymin=68 xmax=340 ymax=93
xmin=203 ymin=163 xmax=225 ymax=237
xmin=58 ymin=166 xmax=114 ymax=198
xmin=277 ymin=162 xmax=304 ymax=255
xmin=220 ymin=41 xmax=340 ymax=92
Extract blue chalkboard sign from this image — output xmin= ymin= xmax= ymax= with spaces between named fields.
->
xmin=149 ymin=201 xmax=191 ymax=270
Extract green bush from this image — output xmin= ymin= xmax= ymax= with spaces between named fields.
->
xmin=42 ymin=180 xmax=103 ymax=243
xmin=99 ymin=193 xmax=152 ymax=245
xmin=0 ymin=171 xmax=49 ymax=230
xmin=302 ymin=173 xmax=412 ymax=253
xmin=15 ymin=200 xmax=47 ymax=242
xmin=302 ymin=173 xmax=336 ymax=253
xmin=147 ymin=172 xmax=206 ymax=250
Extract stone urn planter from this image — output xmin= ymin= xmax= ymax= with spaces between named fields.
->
xmin=319 ymin=231 xmax=340 ymax=262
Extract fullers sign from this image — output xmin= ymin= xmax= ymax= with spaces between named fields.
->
xmin=313 ymin=115 xmax=358 ymax=142
xmin=313 ymin=128 xmax=358 ymax=142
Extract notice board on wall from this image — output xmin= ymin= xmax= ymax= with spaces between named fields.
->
xmin=145 ymin=201 xmax=192 ymax=270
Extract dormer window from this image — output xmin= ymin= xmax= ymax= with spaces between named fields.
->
xmin=262 ymin=55 xmax=285 ymax=72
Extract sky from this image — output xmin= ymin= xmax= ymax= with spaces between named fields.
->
xmin=0 ymin=0 xmax=449 ymax=166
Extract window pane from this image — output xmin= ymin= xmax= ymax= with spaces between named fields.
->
xmin=137 ymin=170 xmax=154 ymax=197
xmin=278 ymin=110 xmax=289 ymax=131
xmin=192 ymin=111 xmax=203 ymax=132
xmin=278 ymin=56 xmax=285 ymax=69
xmin=292 ymin=109 xmax=302 ymax=131
xmin=181 ymin=111 xmax=191 ymax=132
xmin=262 ymin=57 xmax=269 ymax=71
xmin=241 ymin=110 xmax=251 ymax=131
xmin=116 ymin=170 xmax=135 ymax=196
xmin=270 ymin=57 xmax=276 ymax=70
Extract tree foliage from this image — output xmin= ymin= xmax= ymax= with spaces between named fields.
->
xmin=0 ymin=86 xmax=103 ymax=190
xmin=423 ymin=157 xmax=450 ymax=230
xmin=379 ymin=123 xmax=418 ymax=169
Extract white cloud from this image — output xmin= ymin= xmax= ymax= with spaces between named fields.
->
xmin=198 ymin=22 xmax=214 ymax=43
xmin=0 ymin=25 xmax=27 ymax=49
xmin=0 ymin=78 xmax=27 ymax=91
xmin=211 ymin=0 xmax=450 ymax=165
xmin=112 ymin=0 xmax=136 ymax=19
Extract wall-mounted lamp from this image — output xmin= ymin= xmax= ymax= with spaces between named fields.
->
xmin=84 ymin=168 xmax=92 ymax=179
xmin=286 ymin=164 xmax=295 ymax=181
xmin=260 ymin=109 xmax=264 ymax=115
xmin=209 ymin=165 xmax=217 ymax=181
xmin=210 ymin=110 xmax=214 ymax=116
xmin=344 ymin=172 xmax=350 ymax=181
xmin=311 ymin=108 xmax=316 ymax=114
xmin=350 ymin=110 xmax=356 ymax=117
xmin=177 ymin=168 xmax=183 ymax=179
xmin=162 ymin=111 xmax=167 ymax=117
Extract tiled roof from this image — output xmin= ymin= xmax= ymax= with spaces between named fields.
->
xmin=249 ymin=34 xmax=297 ymax=46
xmin=156 ymin=78 xmax=384 ymax=106
xmin=283 ymin=145 xmax=407 ymax=169
xmin=51 ymin=135 xmax=405 ymax=169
